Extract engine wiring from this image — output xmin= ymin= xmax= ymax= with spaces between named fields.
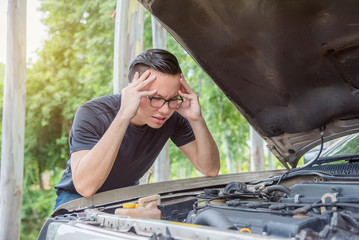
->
xmin=192 ymin=194 xmax=359 ymax=217
xmin=184 ymin=127 xmax=359 ymax=237
xmin=302 ymin=126 xmax=326 ymax=168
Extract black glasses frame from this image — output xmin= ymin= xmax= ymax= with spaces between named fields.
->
xmin=147 ymin=96 xmax=183 ymax=109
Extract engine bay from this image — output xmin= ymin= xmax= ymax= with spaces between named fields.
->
xmin=161 ymin=181 xmax=359 ymax=239
xmin=39 ymin=162 xmax=359 ymax=240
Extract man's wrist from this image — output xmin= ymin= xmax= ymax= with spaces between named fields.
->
xmin=188 ymin=115 xmax=205 ymax=127
xmin=116 ymin=110 xmax=132 ymax=125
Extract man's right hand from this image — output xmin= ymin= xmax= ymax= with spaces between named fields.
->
xmin=119 ymin=70 xmax=157 ymax=120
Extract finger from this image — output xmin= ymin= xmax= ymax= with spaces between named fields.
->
xmin=180 ymin=77 xmax=191 ymax=90
xmin=139 ymin=89 xmax=157 ymax=97
xmin=131 ymin=72 xmax=140 ymax=83
xmin=133 ymin=70 xmax=151 ymax=86
xmin=178 ymin=89 xmax=195 ymax=100
xmin=180 ymin=77 xmax=195 ymax=94
xmin=138 ymin=69 xmax=151 ymax=82
xmin=136 ymin=74 xmax=156 ymax=90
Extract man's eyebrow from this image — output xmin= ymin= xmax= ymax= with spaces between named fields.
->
xmin=153 ymin=94 xmax=179 ymax=99
xmin=153 ymin=93 xmax=165 ymax=98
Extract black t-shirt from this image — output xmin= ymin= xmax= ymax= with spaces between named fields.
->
xmin=55 ymin=94 xmax=195 ymax=196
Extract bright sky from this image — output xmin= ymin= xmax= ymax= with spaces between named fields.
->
xmin=0 ymin=0 xmax=46 ymax=64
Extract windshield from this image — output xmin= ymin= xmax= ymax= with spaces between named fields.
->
xmin=302 ymin=132 xmax=359 ymax=165
xmin=321 ymin=133 xmax=359 ymax=158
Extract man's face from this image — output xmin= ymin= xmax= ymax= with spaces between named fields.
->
xmin=132 ymin=68 xmax=181 ymax=128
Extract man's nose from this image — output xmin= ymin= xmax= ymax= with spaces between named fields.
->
xmin=158 ymin=102 xmax=170 ymax=114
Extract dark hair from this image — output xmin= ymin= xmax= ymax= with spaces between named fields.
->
xmin=128 ymin=49 xmax=182 ymax=82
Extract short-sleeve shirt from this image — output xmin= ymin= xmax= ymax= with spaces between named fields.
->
xmin=55 ymin=94 xmax=195 ymax=196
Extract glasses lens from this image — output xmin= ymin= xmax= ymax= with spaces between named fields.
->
xmin=150 ymin=98 xmax=165 ymax=108
xmin=149 ymin=97 xmax=183 ymax=109
xmin=168 ymin=98 xmax=183 ymax=109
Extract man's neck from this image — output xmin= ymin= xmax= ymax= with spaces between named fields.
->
xmin=130 ymin=115 xmax=146 ymax=128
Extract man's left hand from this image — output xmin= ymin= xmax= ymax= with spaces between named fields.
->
xmin=177 ymin=74 xmax=202 ymax=122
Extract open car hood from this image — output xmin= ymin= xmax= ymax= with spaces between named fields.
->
xmin=139 ymin=0 xmax=359 ymax=168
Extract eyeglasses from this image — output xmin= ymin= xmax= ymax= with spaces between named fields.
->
xmin=147 ymin=96 xmax=183 ymax=109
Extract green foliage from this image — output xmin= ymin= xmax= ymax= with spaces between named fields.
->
xmin=26 ymin=0 xmax=116 ymax=175
xmin=21 ymin=168 xmax=63 ymax=239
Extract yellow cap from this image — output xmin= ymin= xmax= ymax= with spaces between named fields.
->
xmin=123 ymin=203 xmax=138 ymax=208
xmin=240 ymin=228 xmax=252 ymax=234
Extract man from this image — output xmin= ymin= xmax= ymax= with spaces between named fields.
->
xmin=54 ymin=49 xmax=220 ymax=209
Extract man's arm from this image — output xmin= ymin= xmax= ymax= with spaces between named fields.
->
xmin=71 ymin=114 xmax=131 ymax=198
xmin=71 ymin=70 xmax=157 ymax=198
xmin=177 ymin=75 xmax=220 ymax=176
xmin=179 ymin=121 xmax=220 ymax=177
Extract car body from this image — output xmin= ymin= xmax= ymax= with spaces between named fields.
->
xmin=38 ymin=0 xmax=359 ymax=239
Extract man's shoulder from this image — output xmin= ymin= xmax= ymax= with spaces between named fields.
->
xmin=164 ymin=111 xmax=188 ymax=129
xmin=170 ymin=111 xmax=186 ymax=122
xmin=72 ymin=95 xmax=121 ymax=136
xmin=80 ymin=94 xmax=121 ymax=115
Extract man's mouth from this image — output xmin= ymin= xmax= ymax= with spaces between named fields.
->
xmin=152 ymin=116 xmax=166 ymax=123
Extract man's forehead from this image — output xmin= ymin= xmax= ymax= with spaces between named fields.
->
xmin=145 ymin=72 xmax=181 ymax=98
xmin=150 ymin=82 xmax=180 ymax=98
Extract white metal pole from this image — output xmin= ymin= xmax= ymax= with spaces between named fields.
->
xmin=0 ymin=0 xmax=27 ymax=239
xmin=113 ymin=0 xmax=129 ymax=94
xmin=113 ymin=0 xmax=148 ymax=183
xmin=151 ymin=16 xmax=166 ymax=49
xmin=250 ymin=127 xmax=265 ymax=171
xmin=113 ymin=0 xmax=144 ymax=94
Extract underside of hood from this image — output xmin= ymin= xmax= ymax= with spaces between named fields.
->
xmin=139 ymin=0 xmax=359 ymax=168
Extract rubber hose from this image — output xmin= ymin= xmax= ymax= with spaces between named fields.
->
xmin=266 ymin=185 xmax=291 ymax=196
xmin=193 ymin=209 xmax=236 ymax=230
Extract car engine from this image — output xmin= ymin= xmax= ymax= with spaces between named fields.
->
xmin=158 ymin=163 xmax=359 ymax=239
xmin=168 ymin=182 xmax=359 ymax=239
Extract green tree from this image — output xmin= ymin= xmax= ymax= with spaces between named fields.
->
xmin=26 ymin=0 xmax=116 ymax=182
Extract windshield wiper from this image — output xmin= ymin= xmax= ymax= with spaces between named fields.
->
xmin=307 ymin=154 xmax=359 ymax=166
